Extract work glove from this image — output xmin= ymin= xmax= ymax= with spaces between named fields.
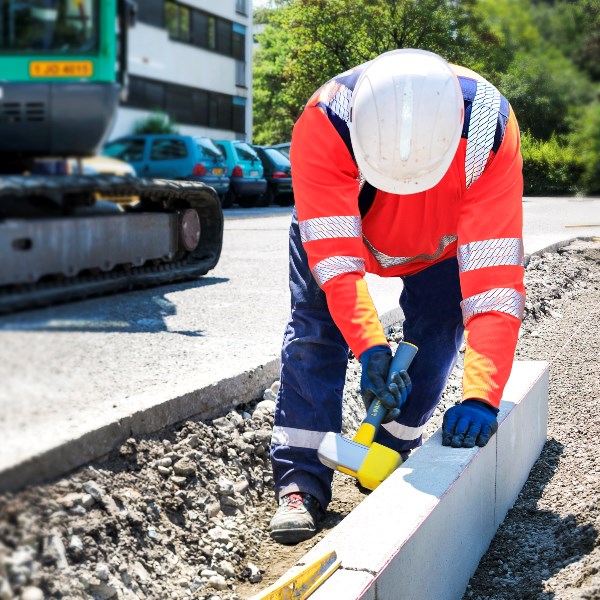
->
xmin=360 ymin=345 xmax=412 ymax=424
xmin=442 ymin=400 xmax=499 ymax=448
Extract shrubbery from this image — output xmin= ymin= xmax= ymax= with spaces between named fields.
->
xmin=133 ymin=112 xmax=179 ymax=135
xmin=520 ymin=132 xmax=585 ymax=196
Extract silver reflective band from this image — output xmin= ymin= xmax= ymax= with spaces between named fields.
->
xmin=299 ymin=216 xmax=362 ymax=243
xmin=271 ymin=425 xmax=327 ymax=450
xmin=458 ymin=238 xmax=524 ymax=272
xmin=465 ymin=81 xmax=501 ymax=189
xmin=312 ymin=255 xmax=365 ymax=286
xmin=318 ymin=81 xmax=353 ymax=122
xmin=357 ymin=171 xmax=366 ymax=191
xmin=381 ymin=421 xmax=425 ymax=442
xmin=364 ymin=234 xmax=457 ymax=269
xmin=461 ymin=287 xmax=525 ymax=324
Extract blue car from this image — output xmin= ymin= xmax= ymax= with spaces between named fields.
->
xmin=214 ymin=140 xmax=268 ymax=208
xmin=103 ymin=134 xmax=230 ymax=203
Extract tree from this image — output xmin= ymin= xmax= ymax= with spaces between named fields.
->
xmin=253 ymin=0 xmax=599 ymax=193
xmin=253 ymin=8 xmax=296 ymax=144
xmin=533 ymin=0 xmax=600 ymax=82
xmin=499 ymin=48 xmax=595 ymax=140
xmin=569 ymin=101 xmax=600 ymax=194
xmin=253 ymin=0 xmax=487 ymax=144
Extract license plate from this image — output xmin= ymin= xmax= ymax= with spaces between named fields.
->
xmin=212 ymin=168 xmax=223 ymax=175
xmin=250 ymin=170 xmax=259 ymax=177
xmin=29 ymin=61 xmax=94 ymax=78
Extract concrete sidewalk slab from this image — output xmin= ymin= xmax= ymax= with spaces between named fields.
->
xmin=294 ymin=361 xmax=549 ymax=600
xmin=0 ymin=359 xmax=279 ymax=493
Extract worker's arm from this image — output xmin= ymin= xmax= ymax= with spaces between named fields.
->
xmin=443 ymin=106 xmax=525 ymax=448
xmin=290 ymin=105 xmax=388 ymax=359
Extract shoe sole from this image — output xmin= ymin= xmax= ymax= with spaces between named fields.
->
xmin=269 ymin=526 xmax=317 ymax=545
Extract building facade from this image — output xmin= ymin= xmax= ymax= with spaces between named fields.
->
xmin=110 ymin=0 xmax=253 ymax=141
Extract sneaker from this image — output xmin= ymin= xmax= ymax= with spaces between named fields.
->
xmin=269 ymin=492 xmax=323 ymax=544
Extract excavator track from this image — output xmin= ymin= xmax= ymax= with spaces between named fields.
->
xmin=0 ymin=175 xmax=224 ymax=314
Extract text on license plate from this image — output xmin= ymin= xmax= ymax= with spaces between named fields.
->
xmin=212 ymin=168 xmax=223 ymax=175
xmin=29 ymin=61 xmax=94 ymax=78
xmin=250 ymin=170 xmax=259 ymax=177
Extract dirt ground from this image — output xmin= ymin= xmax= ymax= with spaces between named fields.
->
xmin=0 ymin=239 xmax=598 ymax=600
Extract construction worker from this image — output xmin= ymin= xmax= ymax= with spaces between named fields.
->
xmin=269 ymin=49 xmax=525 ymax=544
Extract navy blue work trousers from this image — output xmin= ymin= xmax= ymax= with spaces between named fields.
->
xmin=271 ymin=211 xmax=465 ymax=510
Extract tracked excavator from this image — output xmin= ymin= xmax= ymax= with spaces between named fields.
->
xmin=0 ymin=0 xmax=224 ymax=314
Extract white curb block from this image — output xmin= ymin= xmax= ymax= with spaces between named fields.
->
xmin=297 ymin=360 xmax=549 ymax=600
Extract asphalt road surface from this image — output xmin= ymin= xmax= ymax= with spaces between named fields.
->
xmin=0 ymin=197 xmax=598 ymax=487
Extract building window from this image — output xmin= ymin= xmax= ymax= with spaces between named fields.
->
xmin=216 ymin=94 xmax=232 ymax=130
xmin=128 ymin=77 xmax=165 ymax=111
xmin=165 ymin=1 xmax=191 ymax=43
xmin=233 ymin=23 xmax=246 ymax=87
xmin=158 ymin=2 xmax=245 ymax=60
xmin=137 ymin=0 xmax=164 ymax=28
xmin=235 ymin=60 xmax=245 ymax=87
xmin=166 ymin=86 xmax=193 ymax=124
xmin=208 ymin=95 xmax=219 ymax=129
xmin=233 ymin=97 xmax=246 ymax=134
xmin=232 ymin=24 xmax=246 ymax=62
xmin=192 ymin=90 xmax=209 ymax=127
xmin=191 ymin=12 xmax=208 ymax=49
xmin=216 ymin=18 xmax=232 ymax=55
xmin=207 ymin=16 xmax=216 ymax=50
xmin=124 ymin=76 xmax=246 ymax=134
xmin=236 ymin=0 xmax=248 ymax=16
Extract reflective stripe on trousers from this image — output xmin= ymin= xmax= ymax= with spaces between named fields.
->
xmin=271 ymin=210 xmax=464 ymax=510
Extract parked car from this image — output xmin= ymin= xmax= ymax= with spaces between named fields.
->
xmin=253 ymin=145 xmax=294 ymax=206
xmin=70 ymin=155 xmax=136 ymax=176
xmin=102 ymin=134 xmax=230 ymax=203
xmin=214 ymin=140 xmax=267 ymax=208
xmin=61 ymin=156 xmax=138 ymax=207
xmin=271 ymin=142 xmax=291 ymax=159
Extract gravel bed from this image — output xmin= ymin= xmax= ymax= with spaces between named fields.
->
xmin=0 ymin=240 xmax=598 ymax=600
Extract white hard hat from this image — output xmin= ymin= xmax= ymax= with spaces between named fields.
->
xmin=349 ymin=49 xmax=464 ymax=194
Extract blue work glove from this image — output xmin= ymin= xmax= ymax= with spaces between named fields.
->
xmin=360 ymin=345 xmax=412 ymax=424
xmin=442 ymin=400 xmax=499 ymax=448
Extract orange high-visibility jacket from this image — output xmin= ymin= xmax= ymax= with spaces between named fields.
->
xmin=290 ymin=63 xmax=525 ymax=408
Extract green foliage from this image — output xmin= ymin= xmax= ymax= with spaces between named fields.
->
xmin=520 ymin=132 xmax=584 ymax=196
xmin=253 ymin=0 xmax=488 ymax=145
xmin=533 ymin=0 xmax=600 ymax=82
xmin=470 ymin=0 xmax=542 ymax=79
xmin=500 ymin=49 xmax=595 ymax=140
xmin=133 ymin=112 xmax=179 ymax=135
xmin=252 ymin=0 xmax=600 ymax=194
xmin=568 ymin=102 xmax=600 ymax=194
xmin=252 ymin=12 xmax=296 ymax=145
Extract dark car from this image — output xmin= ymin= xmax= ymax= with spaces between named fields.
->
xmin=214 ymin=140 xmax=267 ymax=208
xmin=253 ymin=145 xmax=294 ymax=206
xmin=271 ymin=142 xmax=291 ymax=159
xmin=103 ymin=134 xmax=230 ymax=203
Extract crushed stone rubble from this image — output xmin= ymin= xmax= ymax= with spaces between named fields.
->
xmin=0 ymin=240 xmax=599 ymax=599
